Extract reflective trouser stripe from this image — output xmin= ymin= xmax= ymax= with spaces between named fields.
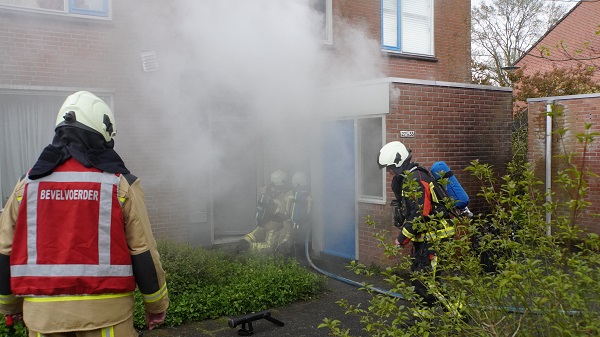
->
xmin=245 ymin=232 xmax=257 ymax=242
xmin=102 ymin=326 xmax=114 ymax=337
xmin=429 ymin=287 xmax=464 ymax=318
xmin=33 ymin=326 xmax=115 ymax=337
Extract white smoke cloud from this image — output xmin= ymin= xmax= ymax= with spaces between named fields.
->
xmin=127 ymin=0 xmax=384 ymax=185
xmin=121 ymin=0 xmax=386 ymax=240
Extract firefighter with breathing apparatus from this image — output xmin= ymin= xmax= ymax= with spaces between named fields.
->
xmin=284 ymin=171 xmax=312 ymax=259
xmin=378 ymin=141 xmax=464 ymax=322
xmin=0 ymin=91 xmax=169 ymax=336
xmin=237 ymin=169 xmax=292 ymax=254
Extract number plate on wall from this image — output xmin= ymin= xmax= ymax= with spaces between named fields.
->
xmin=400 ymin=131 xmax=415 ymax=138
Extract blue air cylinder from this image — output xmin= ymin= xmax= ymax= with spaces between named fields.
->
xmin=430 ymin=161 xmax=469 ymax=209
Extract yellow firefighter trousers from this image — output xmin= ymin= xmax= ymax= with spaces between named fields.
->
xmin=28 ymin=315 xmax=138 ymax=337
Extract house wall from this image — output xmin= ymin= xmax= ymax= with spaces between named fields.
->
xmin=528 ymin=95 xmax=600 ymax=235
xmin=1 ymin=1 xmax=499 ymax=259
xmin=0 ymin=2 xmax=191 ymax=242
xmin=358 ymin=82 xmax=513 ymax=265
xmin=333 ymin=0 xmax=471 ymax=83
xmin=516 ymin=2 xmax=600 ymax=82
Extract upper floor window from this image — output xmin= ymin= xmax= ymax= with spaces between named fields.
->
xmin=0 ymin=0 xmax=111 ymax=19
xmin=310 ymin=0 xmax=333 ymax=45
xmin=382 ymin=0 xmax=433 ymax=56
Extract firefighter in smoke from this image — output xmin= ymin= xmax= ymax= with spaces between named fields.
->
xmin=236 ymin=169 xmax=293 ymax=254
xmin=284 ymin=171 xmax=312 ymax=259
xmin=0 ymin=91 xmax=169 ymax=336
xmin=378 ymin=141 xmax=463 ymax=321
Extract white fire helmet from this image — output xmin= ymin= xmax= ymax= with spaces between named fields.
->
xmin=378 ymin=141 xmax=411 ymax=169
xmin=292 ymin=171 xmax=308 ymax=188
xmin=270 ymin=169 xmax=288 ymax=187
xmin=55 ymin=91 xmax=117 ymax=142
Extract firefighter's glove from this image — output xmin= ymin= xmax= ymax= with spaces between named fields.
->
xmin=396 ymin=235 xmax=411 ymax=247
xmin=5 ymin=313 xmax=23 ymax=327
xmin=461 ymin=206 xmax=473 ymax=218
xmin=145 ymin=311 xmax=166 ymax=330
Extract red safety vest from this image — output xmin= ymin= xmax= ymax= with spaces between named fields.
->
xmin=10 ymin=158 xmax=135 ymax=296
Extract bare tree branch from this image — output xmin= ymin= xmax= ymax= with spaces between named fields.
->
xmin=471 ymin=0 xmax=570 ymax=86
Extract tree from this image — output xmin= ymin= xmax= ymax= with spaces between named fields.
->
xmin=471 ymin=0 xmax=570 ymax=86
xmin=513 ymin=64 xmax=600 ymax=103
xmin=531 ymin=2 xmax=600 ymax=71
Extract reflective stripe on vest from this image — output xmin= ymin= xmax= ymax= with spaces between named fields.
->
xmin=24 ymin=292 xmax=133 ymax=302
xmin=11 ymin=159 xmax=135 ymax=295
xmin=412 ymin=219 xmax=456 ymax=243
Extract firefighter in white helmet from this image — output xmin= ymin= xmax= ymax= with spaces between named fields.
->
xmin=378 ymin=141 xmax=463 ymax=322
xmin=283 ymin=171 xmax=312 ymax=259
xmin=0 ymin=91 xmax=169 ymax=336
xmin=236 ymin=169 xmax=293 ymax=254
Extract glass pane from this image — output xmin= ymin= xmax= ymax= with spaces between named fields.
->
xmin=0 ymin=0 xmax=64 ymax=11
xmin=382 ymin=0 xmax=398 ymax=48
xmin=402 ymin=14 xmax=431 ymax=54
xmin=310 ymin=0 xmax=327 ymax=41
xmin=401 ymin=0 xmax=432 ymax=55
xmin=359 ymin=117 xmax=383 ymax=199
xmin=72 ymin=0 xmax=103 ymax=11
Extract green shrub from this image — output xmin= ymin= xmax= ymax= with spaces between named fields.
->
xmin=133 ymin=241 xmax=327 ymax=328
xmin=320 ymin=119 xmax=600 ymax=336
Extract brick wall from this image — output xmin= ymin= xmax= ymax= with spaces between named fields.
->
xmin=516 ymin=2 xmax=600 ymax=82
xmin=528 ymin=96 xmax=600 ymax=235
xmin=0 ymin=3 xmax=191 ymax=243
xmin=0 ymin=12 xmax=115 ymax=88
xmin=333 ymin=0 xmax=471 ymax=83
xmin=358 ymin=83 xmax=514 ymax=265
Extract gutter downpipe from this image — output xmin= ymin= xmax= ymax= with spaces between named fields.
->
xmin=545 ymin=101 xmax=553 ymax=236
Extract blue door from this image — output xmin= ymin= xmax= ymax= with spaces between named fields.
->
xmin=323 ymin=120 xmax=356 ymax=259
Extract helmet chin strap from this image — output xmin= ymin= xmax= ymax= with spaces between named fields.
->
xmin=389 ymin=166 xmax=404 ymax=176
xmin=390 ymin=153 xmax=412 ymax=176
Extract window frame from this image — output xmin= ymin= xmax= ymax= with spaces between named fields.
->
xmin=381 ymin=0 xmax=434 ymax=56
xmin=68 ymin=0 xmax=110 ymax=18
xmin=310 ymin=0 xmax=333 ymax=45
xmin=356 ymin=116 xmax=386 ymax=205
xmin=0 ymin=0 xmax=111 ymax=20
xmin=321 ymin=0 xmax=333 ymax=45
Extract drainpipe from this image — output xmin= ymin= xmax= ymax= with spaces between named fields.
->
xmin=545 ymin=102 xmax=553 ymax=236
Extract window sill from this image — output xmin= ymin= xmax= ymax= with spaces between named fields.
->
xmin=357 ymin=197 xmax=387 ymax=206
xmin=0 ymin=5 xmax=112 ymax=21
xmin=382 ymin=50 xmax=438 ymax=62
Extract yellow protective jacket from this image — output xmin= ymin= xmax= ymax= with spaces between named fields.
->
xmin=0 ymin=173 xmax=169 ymax=334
